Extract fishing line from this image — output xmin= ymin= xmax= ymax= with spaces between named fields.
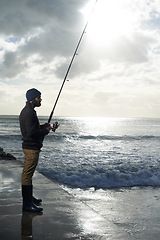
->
xmin=48 ymin=0 xmax=98 ymax=123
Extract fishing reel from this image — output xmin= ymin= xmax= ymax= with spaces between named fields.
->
xmin=52 ymin=121 xmax=59 ymax=132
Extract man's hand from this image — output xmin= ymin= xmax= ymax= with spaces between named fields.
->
xmin=43 ymin=123 xmax=52 ymax=132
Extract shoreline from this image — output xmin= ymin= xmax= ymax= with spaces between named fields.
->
xmin=1 ymin=159 xmax=160 ymax=239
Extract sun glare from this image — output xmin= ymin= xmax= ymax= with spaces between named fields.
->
xmin=81 ymin=0 xmax=136 ymax=46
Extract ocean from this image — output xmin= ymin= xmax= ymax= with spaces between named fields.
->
xmin=0 ymin=115 xmax=160 ymax=190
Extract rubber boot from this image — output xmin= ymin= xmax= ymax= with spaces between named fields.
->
xmin=22 ymin=185 xmax=43 ymax=212
xmin=31 ymin=185 xmax=42 ymax=205
xmin=33 ymin=196 xmax=42 ymax=205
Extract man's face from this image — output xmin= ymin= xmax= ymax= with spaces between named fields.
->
xmin=32 ymin=95 xmax=42 ymax=107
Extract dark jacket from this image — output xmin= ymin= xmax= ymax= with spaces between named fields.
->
xmin=19 ymin=102 xmax=49 ymax=150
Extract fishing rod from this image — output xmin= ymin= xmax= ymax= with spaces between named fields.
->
xmin=48 ymin=0 xmax=98 ymax=123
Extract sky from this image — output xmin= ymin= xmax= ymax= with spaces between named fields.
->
xmin=0 ymin=0 xmax=160 ymax=118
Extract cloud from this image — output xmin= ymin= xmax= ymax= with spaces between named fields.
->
xmin=0 ymin=51 xmax=27 ymax=78
xmin=0 ymin=0 xmax=160 ymax=117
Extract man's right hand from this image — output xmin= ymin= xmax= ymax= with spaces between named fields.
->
xmin=44 ymin=123 xmax=52 ymax=132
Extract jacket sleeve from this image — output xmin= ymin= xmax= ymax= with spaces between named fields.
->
xmin=25 ymin=110 xmax=49 ymax=139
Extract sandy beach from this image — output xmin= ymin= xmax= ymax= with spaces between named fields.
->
xmin=0 ymin=159 xmax=160 ymax=240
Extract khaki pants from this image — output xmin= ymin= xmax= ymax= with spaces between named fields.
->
xmin=22 ymin=149 xmax=40 ymax=185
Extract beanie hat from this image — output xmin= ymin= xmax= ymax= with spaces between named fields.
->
xmin=26 ymin=88 xmax=41 ymax=102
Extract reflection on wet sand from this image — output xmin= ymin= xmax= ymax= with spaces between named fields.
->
xmin=21 ymin=211 xmax=43 ymax=240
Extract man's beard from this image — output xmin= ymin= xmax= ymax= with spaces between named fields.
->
xmin=32 ymin=99 xmax=41 ymax=107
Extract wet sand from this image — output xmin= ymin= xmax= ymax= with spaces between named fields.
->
xmin=0 ymin=160 xmax=160 ymax=240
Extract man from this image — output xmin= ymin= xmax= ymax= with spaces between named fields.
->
xmin=19 ymin=88 xmax=51 ymax=212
